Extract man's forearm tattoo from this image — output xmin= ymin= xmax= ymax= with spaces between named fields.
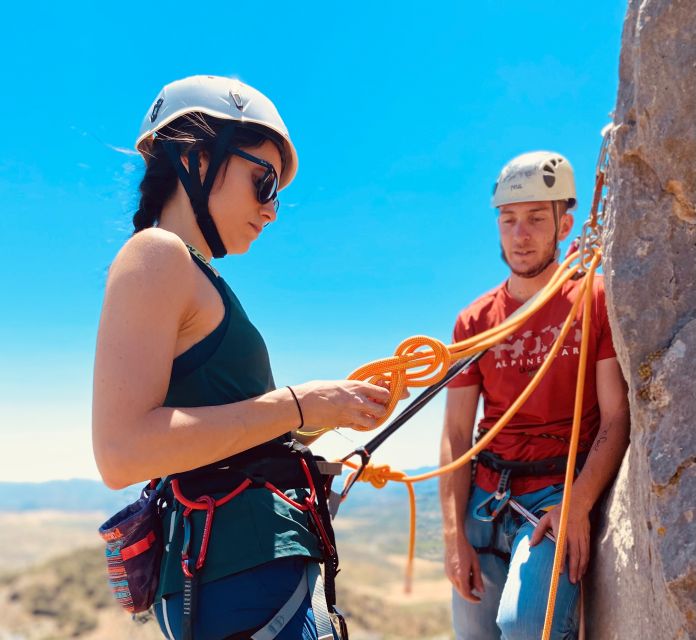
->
xmin=593 ymin=428 xmax=609 ymax=452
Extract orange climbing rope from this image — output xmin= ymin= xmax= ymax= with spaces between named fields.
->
xmin=539 ymin=251 xmax=598 ymax=640
xmin=342 ymin=460 xmax=418 ymax=592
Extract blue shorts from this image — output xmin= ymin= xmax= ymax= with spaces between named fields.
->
xmin=155 ymin=557 xmax=338 ymax=640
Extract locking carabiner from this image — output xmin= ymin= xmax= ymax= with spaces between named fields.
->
xmin=473 ymin=469 xmax=512 ymax=522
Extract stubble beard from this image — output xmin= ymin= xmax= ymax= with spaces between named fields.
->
xmin=500 ymin=240 xmax=558 ymax=279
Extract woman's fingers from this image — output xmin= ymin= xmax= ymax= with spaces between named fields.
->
xmin=357 ymin=397 xmax=389 ymax=418
xmin=354 ymin=417 xmax=379 ymax=431
xmin=357 ymin=381 xmax=391 ymax=404
xmin=343 ymin=380 xmax=413 ymax=431
xmin=294 ymin=379 xmax=406 ymax=431
xmin=362 ymin=379 xmax=411 ymax=402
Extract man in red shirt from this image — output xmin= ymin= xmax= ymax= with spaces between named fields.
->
xmin=440 ymin=151 xmax=630 ymax=640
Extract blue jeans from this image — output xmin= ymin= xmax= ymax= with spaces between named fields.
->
xmin=452 ymin=484 xmax=580 ymax=640
xmin=155 ymin=557 xmax=338 ymax=640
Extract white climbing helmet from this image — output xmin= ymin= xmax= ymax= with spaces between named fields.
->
xmin=135 ymin=75 xmax=298 ymax=190
xmin=492 ymin=151 xmax=577 ymax=211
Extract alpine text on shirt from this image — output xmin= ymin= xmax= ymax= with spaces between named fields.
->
xmin=449 ymin=275 xmax=616 ymax=494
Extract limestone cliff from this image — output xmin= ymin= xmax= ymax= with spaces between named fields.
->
xmin=589 ymin=0 xmax=696 ymax=638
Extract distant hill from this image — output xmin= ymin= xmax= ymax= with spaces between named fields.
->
xmin=0 ymin=467 xmax=440 ymax=517
xmin=0 ymin=479 xmax=141 ymax=513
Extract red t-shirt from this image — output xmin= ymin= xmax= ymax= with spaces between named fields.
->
xmin=448 ymin=275 xmax=616 ymax=494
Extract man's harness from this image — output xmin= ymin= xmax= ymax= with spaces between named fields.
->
xmin=471 ymin=449 xmax=589 ymax=560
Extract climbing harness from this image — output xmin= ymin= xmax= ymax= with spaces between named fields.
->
xmin=100 ymin=440 xmax=347 ymax=639
xmin=476 ymin=448 xmax=589 ymax=480
xmin=167 ymin=440 xmax=343 ymax=640
xmin=472 ymin=449 xmax=588 ymax=544
xmin=243 ymin=562 xmax=335 ymax=640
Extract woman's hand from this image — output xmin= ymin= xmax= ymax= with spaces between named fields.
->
xmin=291 ymin=380 xmax=393 ymax=431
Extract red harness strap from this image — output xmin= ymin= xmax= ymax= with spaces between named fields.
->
xmin=170 ymin=456 xmax=333 ymax=578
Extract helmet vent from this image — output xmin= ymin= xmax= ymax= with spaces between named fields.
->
xmin=150 ymin=98 xmax=164 ymax=123
xmin=542 ymin=163 xmax=556 ymax=187
xmin=230 ymin=91 xmax=245 ymax=111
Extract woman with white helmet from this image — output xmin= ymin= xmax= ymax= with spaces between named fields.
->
xmin=93 ymin=75 xmax=391 ymax=639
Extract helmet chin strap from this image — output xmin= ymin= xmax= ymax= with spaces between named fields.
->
xmin=522 ymin=201 xmax=560 ymax=277
xmin=162 ymin=123 xmax=239 ymax=259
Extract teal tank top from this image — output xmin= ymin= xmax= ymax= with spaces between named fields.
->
xmin=156 ymin=246 xmax=320 ymax=599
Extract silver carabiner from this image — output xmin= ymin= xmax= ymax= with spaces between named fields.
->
xmin=473 ymin=469 xmax=512 ymax=523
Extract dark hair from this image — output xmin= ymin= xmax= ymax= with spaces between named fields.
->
xmin=132 ymin=114 xmax=285 ymax=233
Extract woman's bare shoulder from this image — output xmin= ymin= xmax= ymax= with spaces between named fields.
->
xmin=105 ymin=229 xmax=196 ymax=306
xmin=109 ymin=228 xmax=194 ymax=280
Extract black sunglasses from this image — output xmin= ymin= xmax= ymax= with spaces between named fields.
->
xmin=228 ymin=148 xmax=280 ymax=211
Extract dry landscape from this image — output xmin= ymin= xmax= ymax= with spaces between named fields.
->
xmin=0 ymin=497 xmax=453 ymax=640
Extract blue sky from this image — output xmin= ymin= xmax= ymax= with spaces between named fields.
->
xmin=0 ymin=1 xmax=626 ymax=482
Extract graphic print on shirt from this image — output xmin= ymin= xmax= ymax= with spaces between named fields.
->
xmin=489 ymin=322 xmax=583 ymax=375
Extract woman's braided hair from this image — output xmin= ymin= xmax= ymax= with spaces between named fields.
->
xmin=132 ymin=113 xmax=285 ymax=234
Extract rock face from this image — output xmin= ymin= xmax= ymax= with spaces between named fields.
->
xmin=590 ymin=0 xmax=696 ymax=638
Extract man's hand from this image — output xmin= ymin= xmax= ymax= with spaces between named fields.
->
xmin=445 ymin=536 xmax=485 ymax=602
xmin=529 ymin=500 xmax=591 ymax=584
